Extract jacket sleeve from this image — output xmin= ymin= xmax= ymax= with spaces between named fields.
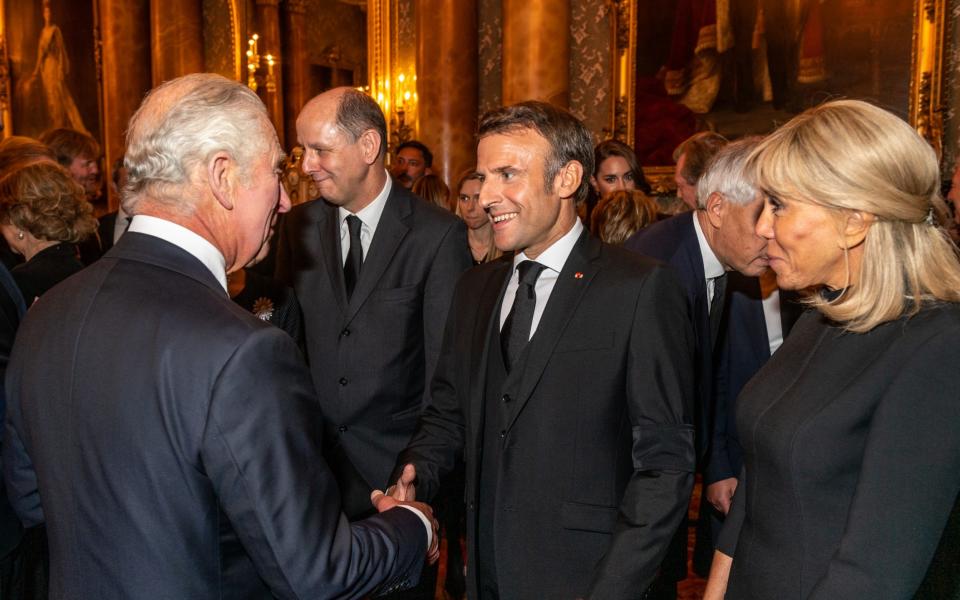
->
xmin=392 ymin=272 xmax=470 ymax=500
xmin=808 ymin=325 xmax=960 ymax=599
xmin=420 ymin=219 xmax=471 ymax=409
xmin=202 ymin=327 xmax=427 ymax=599
xmin=587 ymin=265 xmax=696 ymax=599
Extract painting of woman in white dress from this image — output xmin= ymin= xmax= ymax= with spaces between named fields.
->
xmin=20 ymin=0 xmax=89 ymax=135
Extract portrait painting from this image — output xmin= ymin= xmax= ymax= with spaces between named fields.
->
xmin=615 ymin=0 xmax=941 ymax=186
xmin=4 ymin=0 xmax=100 ymax=139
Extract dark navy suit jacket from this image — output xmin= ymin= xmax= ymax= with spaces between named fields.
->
xmin=3 ymin=232 xmax=426 ymax=599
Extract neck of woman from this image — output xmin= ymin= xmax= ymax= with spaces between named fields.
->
xmin=23 ymin=238 xmax=60 ymax=263
xmin=468 ymin=225 xmax=493 ymax=261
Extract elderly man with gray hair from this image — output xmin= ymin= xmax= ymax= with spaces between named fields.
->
xmin=626 ymin=137 xmax=800 ymax=597
xmin=2 ymin=73 xmax=436 ymax=600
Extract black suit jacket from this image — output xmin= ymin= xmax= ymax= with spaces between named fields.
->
xmin=277 ymin=184 xmax=470 ymax=515
xmin=395 ymin=231 xmax=695 ymax=599
xmin=3 ymin=232 xmax=426 ymax=599
xmin=719 ymin=304 xmax=960 ymax=599
xmin=626 ymin=211 xmax=714 ymax=459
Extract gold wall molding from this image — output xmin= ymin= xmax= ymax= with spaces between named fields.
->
xmin=910 ymin=0 xmax=946 ymax=156
xmin=607 ymin=0 xmax=635 ymax=143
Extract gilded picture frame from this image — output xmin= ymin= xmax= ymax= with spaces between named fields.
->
xmin=610 ymin=0 xmax=948 ymax=194
xmin=0 ymin=0 xmax=102 ymax=141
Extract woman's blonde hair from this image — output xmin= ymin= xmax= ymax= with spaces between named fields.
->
xmin=749 ymin=99 xmax=960 ymax=332
xmin=590 ymin=189 xmax=659 ymax=245
xmin=0 ymin=161 xmax=97 ymax=244
xmin=454 ymin=169 xmax=502 ymax=263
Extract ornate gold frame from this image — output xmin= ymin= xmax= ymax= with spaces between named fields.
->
xmin=611 ymin=0 xmax=949 ymax=192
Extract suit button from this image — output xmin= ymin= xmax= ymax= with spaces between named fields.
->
xmin=339 ymin=377 xmax=348 ymax=386
xmin=338 ymin=425 xmax=348 ymax=433
xmin=340 ymin=328 xmax=350 ymax=337
xmin=499 ymin=430 xmax=506 ymax=438
xmin=501 ymin=394 xmax=511 ymax=403
xmin=467 ymin=502 xmax=476 ymax=510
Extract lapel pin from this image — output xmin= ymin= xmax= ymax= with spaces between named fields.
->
xmin=574 ymin=272 xmax=584 ymax=279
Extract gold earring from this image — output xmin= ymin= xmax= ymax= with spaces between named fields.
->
xmin=16 ymin=231 xmax=23 ymax=240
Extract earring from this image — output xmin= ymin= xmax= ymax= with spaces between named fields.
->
xmin=16 ymin=231 xmax=23 ymax=240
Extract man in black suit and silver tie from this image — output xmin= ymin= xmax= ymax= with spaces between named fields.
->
xmin=3 ymin=73 xmax=436 ymax=600
xmin=390 ymin=101 xmax=696 ymax=600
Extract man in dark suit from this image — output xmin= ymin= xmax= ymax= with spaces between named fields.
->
xmin=626 ymin=137 xmax=787 ymax=591
xmin=390 ymin=101 xmax=695 ymax=599
xmin=277 ymin=88 xmax=471 ymax=519
xmin=3 ymin=73 xmax=436 ymax=599
xmin=0 ymin=262 xmax=24 ymax=596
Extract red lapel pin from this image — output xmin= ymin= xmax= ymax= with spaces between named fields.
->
xmin=574 ymin=272 xmax=584 ymax=279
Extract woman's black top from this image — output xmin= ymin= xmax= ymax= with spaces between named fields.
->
xmin=12 ymin=242 xmax=84 ymax=303
xmin=719 ymin=304 xmax=960 ymax=599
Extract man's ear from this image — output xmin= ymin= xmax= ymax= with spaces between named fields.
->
xmin=556 ymin=160 xmax=584 ymax=200
xmin=704 ymin=191 xmax=725 ymax=228
xmin=358 ymin=129 xmax=382 ymax=165
xmin=208 ymin=152 xmax=234 ymax=210
xmin=839 ymin=210 xmax=874 ymax=249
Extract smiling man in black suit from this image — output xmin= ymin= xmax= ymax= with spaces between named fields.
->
xmin=391 ymin=101 xmax=696 ymax=600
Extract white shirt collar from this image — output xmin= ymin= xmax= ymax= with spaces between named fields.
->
xmin=338 ymin=170 xmax=392 ymax=232
xmin=127 ymin=215 xmax=228 ymax=292
xmin=512 ymin=218 xmax=584 ymax=274
xmin=692 ymin=210 xmax=725 ymax=280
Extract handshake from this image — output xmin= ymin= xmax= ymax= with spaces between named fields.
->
xmin=370 ymin=464 xmax=440 ymax=565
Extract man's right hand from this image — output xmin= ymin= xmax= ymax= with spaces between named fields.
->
xmin=370 ymin=464 xmax=439 ymax=564
xmin=706 ymin=477 xmax=738 ymax=515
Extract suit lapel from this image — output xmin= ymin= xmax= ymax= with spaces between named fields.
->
xmin=344 ymin=189 xmax=410 ymax=322
xmin=468 ymin=259 xmax=513 ymax=454
xmin=317 ymin=204 xmax=349 ymax=314
xmin=504 ymin=232 xmax=600 ymax=432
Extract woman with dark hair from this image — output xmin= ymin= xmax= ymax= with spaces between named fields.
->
xmin=0 ymin=161 xmax=96 ymax=303
xmin=591 ymin=139 xmax=652 ymax=196
xmin=705 ymin=99 xmax=960 ymax=599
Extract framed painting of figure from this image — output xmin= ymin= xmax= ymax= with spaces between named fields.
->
xmin=1 ymin=0 xmax=101 ymax=139
xmin=609 ymin=0 xmax=948 ymax=193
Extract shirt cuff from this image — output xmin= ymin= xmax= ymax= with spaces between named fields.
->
xmin=397 ymin=505 xmax=433 ymax=550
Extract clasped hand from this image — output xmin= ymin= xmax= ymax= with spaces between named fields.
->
xmin=370 ymin=464 xmax=440 ymax=564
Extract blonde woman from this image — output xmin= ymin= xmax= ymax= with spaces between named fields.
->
xmin=589 ymin=189 xmax=659 ymax=245
xmin=705 ymin=100 xmax=960 ymax=599
xmin=454 ymin=169 xmax=502 ymax=264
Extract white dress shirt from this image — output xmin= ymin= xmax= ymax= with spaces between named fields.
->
xmin=338 ymin=172 xmax=392 ymax=264
xmin=693 ymin=211 xmax=725 ymax=312
xmin=127 ymin=215 xmax=228 ymax=293
xmin=759 ymin=270 xmax=785 ymax=355
xmin=499 ymin=218 xmax=584 ymax=337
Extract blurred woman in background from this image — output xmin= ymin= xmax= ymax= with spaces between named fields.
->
xmin=0 ymin=161 xmax=96 ymax=303
xmin=454 ymin=169 xmax=502 ymax=265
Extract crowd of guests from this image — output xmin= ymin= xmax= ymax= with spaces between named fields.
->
xmin=0 ymin=73 xmax=956 ymax=600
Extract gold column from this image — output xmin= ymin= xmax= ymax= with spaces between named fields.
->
xmin=99 ymin=0 xmax=151 ymax=211
xmin=501 ymin=0 xmax=569 ymax=108
xmin=416 ymin=0 xmax=478 ymax=185
xmin=282 ymin=0 xmax=309 ymax=147
xmin=150 ymin=0 xmax=204 ymax=86
xmin=254 ymin=0 xmax=285 ymax=148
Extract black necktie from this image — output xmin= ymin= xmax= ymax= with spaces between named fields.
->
xmin=343 ymin=215 xmax=363 ymax=299
xmin=709 ymin=272 xmax=728 ymax=348
xmin=501 ymin=260 xmax=546 ymax=371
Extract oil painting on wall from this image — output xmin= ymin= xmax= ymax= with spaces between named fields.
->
xmin=630 ymin=0 xmax=920 ymax=167
xmin=5 ymin=0 xmax=100 ymax=139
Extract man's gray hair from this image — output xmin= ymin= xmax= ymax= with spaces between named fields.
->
xmin=122 ymin=73 xmax=274 ymax=215
xmin=696 ymin=136 xmax=763 ymax=209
